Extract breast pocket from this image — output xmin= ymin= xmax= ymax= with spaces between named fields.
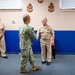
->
xmin=46 ymin=30 xmax=50 ymax=34
xmin=46 ymin=28 xmax=51 ymax=34
xmin=40 ymin=29 xmax=44 ymax=34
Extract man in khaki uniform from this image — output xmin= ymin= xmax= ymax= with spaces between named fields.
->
xmin=37 ymin=17 xmax=54 ymax=65
xmin=0 ymin=19 xmax=7 ymax=58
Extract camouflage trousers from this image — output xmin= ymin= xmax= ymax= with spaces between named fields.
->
xmin=20 ymin=48 xmax=36 ymax=70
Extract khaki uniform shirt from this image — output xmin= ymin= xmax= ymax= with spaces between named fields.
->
xmin=37 ymin=25 xmax=54 ymax=45
xmin=0 ymin=22 xmax=5 ymax=38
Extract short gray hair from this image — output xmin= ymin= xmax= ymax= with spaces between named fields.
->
xmin=23 ymin=14 xmax=30 ymax=23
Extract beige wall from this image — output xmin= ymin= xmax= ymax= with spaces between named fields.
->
xmin=0 ymin=0 xmax=75 ymax=30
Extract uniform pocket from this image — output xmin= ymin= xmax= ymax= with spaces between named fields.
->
xmin=46 ymin=31 xmax=50 ymax=34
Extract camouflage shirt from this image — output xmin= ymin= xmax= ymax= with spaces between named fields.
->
xmin=19 ymin=24 xmax=37 ymax=49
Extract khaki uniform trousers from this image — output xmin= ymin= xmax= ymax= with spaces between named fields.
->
xmin=0 ymin=36 xmax=6 ymax=57
xmin=40 ymin=39 xmax=52 ymax=62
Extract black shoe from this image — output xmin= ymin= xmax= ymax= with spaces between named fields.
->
xmin=46 ymin=62 xmax=51 ymax=65
xmin=2 ymin=56 xmax=8 ymax=59
xmin=52 ymin=56 xmax=55 ymax=59
xmin=42 ymin=61 xmax=46 ymax=64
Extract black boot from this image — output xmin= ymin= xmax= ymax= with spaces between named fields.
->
xmin=2 ymin=56 xmax=8 ymax=59
xmin=46 ymin=61 xmax=51 ymax=65
xmin=42 ymin=61 xmax=46 ymax=64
